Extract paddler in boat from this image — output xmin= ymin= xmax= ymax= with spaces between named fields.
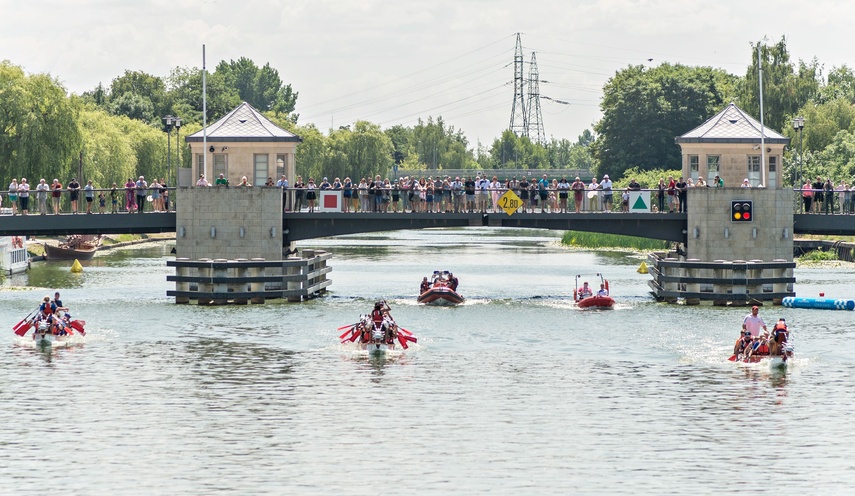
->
xmin=448 ymin=272 xmax=459 ymax=292
xmin=36 ymin=296 xmax=58 ymax=335
xmin=420 ymin=277 xmax=430 ymax=294
xmin=579 ymin=281 xmax=593 ymax=299
xmin=741 ymin=305 xmax=767 ymax=338
xmin=734 ymin=330 xmax=753 ymax=359
xmin=371 ymin=300 xmax=394 ymax=332
xmin=52 ymin=291 xmax=68 ymax=313
xmin=597 ymin=283 xmax=609 ymax=297
xmin=769 ymin=318 xmax=789 ymax=356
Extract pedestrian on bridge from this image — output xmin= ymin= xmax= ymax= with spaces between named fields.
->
xmin=36 ymin=179 xmax=49 ymax=215
xmin=572 ymin=177 xmax=585 ymax=213
xmin=823 ymin=178 xmax=835 ymax=215
xmin=135 ymin=176 xmax=148 ymax=213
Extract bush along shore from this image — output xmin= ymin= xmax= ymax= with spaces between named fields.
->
xmin=561 ymin=231 xmax=669 ymax=251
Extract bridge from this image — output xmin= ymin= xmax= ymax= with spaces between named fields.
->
xmin=1 ymin=211 xmax=854 ymax=243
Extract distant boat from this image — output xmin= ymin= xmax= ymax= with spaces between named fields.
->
xmin=44 ymin=235 xmax=103 ymax=261
xmin=574 ymin=273 xmax=615 ymax=309
xmin=0 ymin=236 xmax=29 ymax=274
xmin=418 ymin=270 xmax=464 ymax=306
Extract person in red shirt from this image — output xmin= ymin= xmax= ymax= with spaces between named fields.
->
xmin=51 ymin=179 xmax=63 ymax=214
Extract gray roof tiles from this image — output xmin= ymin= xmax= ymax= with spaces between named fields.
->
xmin=186 ymin=102 xmax=302 ymax=142
xmin=676 ymin=102 xmax=789 ymax=144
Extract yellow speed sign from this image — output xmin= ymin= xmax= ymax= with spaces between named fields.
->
xmin=498 ymin=190 xmax=522 ymax=216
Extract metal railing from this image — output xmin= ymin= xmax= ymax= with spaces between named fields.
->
xmin=1 ymin=187 xmax=176 ymax=215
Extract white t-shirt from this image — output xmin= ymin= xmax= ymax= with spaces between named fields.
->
xmin=743 ymin=314 xmax=766 ymax=336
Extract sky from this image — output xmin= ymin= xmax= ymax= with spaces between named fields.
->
xmin=2 ymin=0 xmax=854 ymax=146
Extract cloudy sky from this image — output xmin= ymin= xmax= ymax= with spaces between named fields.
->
xmin=2 ymin=0 xmax=852 ymax=144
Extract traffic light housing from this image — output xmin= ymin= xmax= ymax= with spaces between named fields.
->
xmin=731 ymin=200 xmax=753 ymax=222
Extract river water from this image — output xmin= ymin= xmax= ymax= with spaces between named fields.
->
xmin=1 ymin=229 xmax=854 ymax=495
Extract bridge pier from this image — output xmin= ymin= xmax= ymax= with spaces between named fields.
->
xmin=170 ymin=187 xmax=331 ymax=304
xmin=649 ymin=188 xmax=795 ymax=305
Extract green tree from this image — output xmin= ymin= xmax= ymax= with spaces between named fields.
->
xmin=412 ymin=116 xmax=476 ymax=170
xmin=816 ymin=65 xmax=855 ymax=104
xmin=592 ymin=63 xmax=735 ymax=180
xmin=0 ymin=62 xmax=81 ymax=180
xmin=384 ymin=124 xmax=413 ymax=165
xmin=166 ymin=66 xmax=241 ymax=124
xmin=215 ymin=57 xmax=298 ymax=117
xmin=737 ymin=37 xmax=820 ymax=133
xmin=108 ymin=92 xmax=155 ymax=123
xmin=108 ymin=70 xmax=167 ymax=123
xmin=786 ymin=97 xmax=855 ymax=152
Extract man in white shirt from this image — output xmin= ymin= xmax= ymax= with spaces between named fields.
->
xmin=599 ymin=174 xmax=613 ymax=212
xmin=742 ymin=305 xmax=767 ymax=337
xmin=36 ymin=178 xmax=50 ymax=215
xmin=196 ymin=174 xmax=210 ymax=187
xmin=276 ymin=175 xmax=289 ymax=211
xmin=477 ymin=174 xmax=490 ymax=212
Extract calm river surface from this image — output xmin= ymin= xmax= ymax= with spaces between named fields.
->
xmin=2 ymin=229 xmax=855 ymax=495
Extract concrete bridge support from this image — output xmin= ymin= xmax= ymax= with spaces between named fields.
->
xmin=171 ymin=187 xmax=330 ymax=304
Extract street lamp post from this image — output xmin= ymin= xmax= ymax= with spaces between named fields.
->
xmin=162 ymin=115 xmax=175 ymax=186
xmin=174 ymin=117 xmax=182 ymax=190
xmin=793 ymin=116 xmax=805 ymax=211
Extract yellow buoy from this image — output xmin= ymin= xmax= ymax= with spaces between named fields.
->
xmin=637 ymin=261 xmax=648 ymax=274
xmin=70 ymin=259 xmax=83 ymax=273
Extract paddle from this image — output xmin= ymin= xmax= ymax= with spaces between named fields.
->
xmin=397 ymin=334 xmax=409 ymax=349
xmin=337 ymin=323 xmax=356 ymax=331
xmin=402 ymin=334 xmax=417 ymax=343
xmin=339 ymin=325 xmax=356 ymax=339
xmin=69 ymin=320 xmax=86 ymax=336
xmin=13 ymin=308 xmax=38 ymax=332
xmin=13 ymin=319 xmax=34 ymax=337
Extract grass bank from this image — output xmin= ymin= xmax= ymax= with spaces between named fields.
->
xmin=561 ymin=231 xmax=669 ymax=251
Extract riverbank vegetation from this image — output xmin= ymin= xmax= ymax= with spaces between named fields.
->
xmin=561 ymin=231 xmax=669 ymax=251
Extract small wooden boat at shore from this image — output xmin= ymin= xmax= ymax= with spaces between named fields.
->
xmin=418 ymin=270 xmax=464 ymax=306
xmin=44 ymin=235 xmax=103 ymax=260
xmin=574 ymin=273 xmax=615 ymax=309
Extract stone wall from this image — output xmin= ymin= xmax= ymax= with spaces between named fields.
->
xmin=175 ymin=187 xmax=283 ymax=260
xmin=687 ymin=187 xmax=793 ymax=262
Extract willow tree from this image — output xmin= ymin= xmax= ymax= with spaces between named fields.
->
xmin=0 ymin=61 xmax=81 ymax=180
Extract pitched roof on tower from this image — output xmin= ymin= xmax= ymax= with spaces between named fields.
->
xmin=186 ymin=102 xmax=302 ymax=143
xmin=675 ymin=102 xmax=789 ymax=145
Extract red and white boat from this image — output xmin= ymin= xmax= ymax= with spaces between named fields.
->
xmin=338 ymin=312 xmax=417 ymax=355
xmin=574 ymin=273 xmax=615 ymax=309
xmin=418 ymin=270 xmax=464 ymax=306
xmin=729 ymin=323 xmax=794 ymax=367
xmin=12 ymin=309 xmax=86 ymax=348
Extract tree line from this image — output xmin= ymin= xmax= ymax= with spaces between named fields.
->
xmin=2 ymin=36 xmax=854 ymax=187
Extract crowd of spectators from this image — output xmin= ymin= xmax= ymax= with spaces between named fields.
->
xmin=6 ymin=172 xmax=855 ymax=215
xmin=4 ymin=176 xmax=170 ymax=215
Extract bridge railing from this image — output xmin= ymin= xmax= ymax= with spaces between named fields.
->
xmin=1 ymin=187 xmax=176 ymax=215
xmin=792 ymin=187 xmax=854 ymax=214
